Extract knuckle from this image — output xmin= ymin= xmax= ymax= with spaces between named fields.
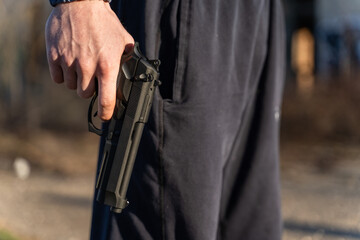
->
xmin=99 ymin=99 xmax=115 ymax=120
xmin=97 ymin=56 xmax=118 ymax=76
xmin=61 ymin=53 xmax=74 ymax=68
xmin=99 ymin=96 xmax=113 ymax=109
xmin=98 ymin=61 xmax=113 ymax=75
xmin=126 ymin=35 xmax=135 ymax=44
xmin=78 ymin=58 xmax=93 ymax=73
xmin=47 ymin=49 xmax=59 ymax=64
xmin=63 ymin=58 xmax=73 ymax=68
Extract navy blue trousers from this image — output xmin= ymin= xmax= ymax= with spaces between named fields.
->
xmin=91 ymin=0 xmax=285 ymax=239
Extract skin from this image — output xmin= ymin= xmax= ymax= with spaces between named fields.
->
xmin=45 ymin=0 xmax=134 ymax=120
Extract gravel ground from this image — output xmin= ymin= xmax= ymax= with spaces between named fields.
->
xmin=281 ymin=141 xmax=360 ymax=240
xmin=1 ymin=133 xmax=360 ymax=240
xmin=0 ymin=168 xmax=95 ymax=240
xmin=0 ymin=131 xmax=98 ymax=240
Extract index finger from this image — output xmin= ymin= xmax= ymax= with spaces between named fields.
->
xmin=97 ymin=70 xmax=118 ymax=121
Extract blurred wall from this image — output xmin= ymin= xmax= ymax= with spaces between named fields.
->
xmin=316 ymin=0 xmax=360 ymax=76
xmin=0 ymin=0 xmax=90 ymax=134
xmin=316 ymin=0 xmax=360 ymax=20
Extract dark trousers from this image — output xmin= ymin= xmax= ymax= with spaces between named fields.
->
xmin=91 ymin=0 xmax=285 ymax=239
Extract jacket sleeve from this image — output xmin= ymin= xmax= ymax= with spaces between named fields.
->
xmin=49 ymin=0 xmax=112 ymax=7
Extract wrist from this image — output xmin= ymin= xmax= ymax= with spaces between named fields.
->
xmin=49 ymin=0 xmax=111 ymax=7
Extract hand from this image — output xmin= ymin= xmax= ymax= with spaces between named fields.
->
xmin=45 ymin=1 xmax=134 ymax=120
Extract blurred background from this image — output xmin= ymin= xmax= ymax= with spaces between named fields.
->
xmin=1 ymin=0 xmax=360 ymax=239
xmin=282 ymin=0 xmax=360 ymax=239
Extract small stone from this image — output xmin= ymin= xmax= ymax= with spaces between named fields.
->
xmin=13 ymin=157 xmax=31 ymax=180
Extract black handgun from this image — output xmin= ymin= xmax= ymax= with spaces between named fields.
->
xmin=88 ymin=43 xmax=160 ymax=213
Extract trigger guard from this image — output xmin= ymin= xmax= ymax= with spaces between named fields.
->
xmin=88 ymin=94 xmax=103 ymax=136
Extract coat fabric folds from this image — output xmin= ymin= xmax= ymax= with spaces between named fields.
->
xmin=91 ymin=0 xmax=285 ymax=239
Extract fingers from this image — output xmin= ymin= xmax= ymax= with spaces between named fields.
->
xmin=76 ymin=61 xmax=96 ymax=99
xmin=46 ymin=42 xmax=131 ymax=122
xmin=46 ymin=49 xmax=78 ymax=90
xmin=97 ymin=67 xmax=118 ymax=121
xmin=46 ymin=47 xmax=64 ymax=84
xmin=48 ymin=53 xmax=97 ymax=98
xmin=48 ymin=63 xmax=64 ymax=84
xmin=63 ymin=65 xmax=77 ymax=90
xmin=58 ymin=58 xmax=78 ymax=90
xmin=44 ymin=1 xmax=137 ymax=123
xmin=94 ymin=36 xmax=133 ymax=121
xmin=77 ymin=72 xmax=96 ymax=99
xmin=47 ymin=57 xmax=77 ymax=90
